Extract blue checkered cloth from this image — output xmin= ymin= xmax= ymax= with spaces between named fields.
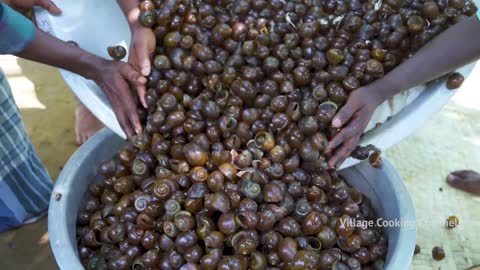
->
xmin=1 ymin=3 xmax=53 ymax=232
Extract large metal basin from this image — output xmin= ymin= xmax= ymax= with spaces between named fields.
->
xmin=48 ymin=128 xmax=416 ymax=269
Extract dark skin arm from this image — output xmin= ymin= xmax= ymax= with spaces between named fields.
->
xmin=326 ymin=15 xmax=480 ymax=168
xmin=17 ymin=29 xmax=145 ymax=138
xmin=3 ymin=0 xmax=61 ymax=15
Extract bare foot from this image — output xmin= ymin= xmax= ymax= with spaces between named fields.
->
xmin=75 ymin=103 xmax=104 ymax=145
xmin=446 ymin=170 xmax=480 ymax=195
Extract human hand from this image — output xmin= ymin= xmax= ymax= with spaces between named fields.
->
xmin=128 ymin=25 xmax=156 ymax=108
xmin=93 ymin=60 xmax=146 ymax=138
xmin=325 ymin=86 xmax=384 ymax=169
xmin=6 ymin=0 xmax=61 ymax=15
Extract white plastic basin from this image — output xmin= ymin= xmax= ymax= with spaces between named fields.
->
xmin=34 ymin=1 xmax=477 ymax=170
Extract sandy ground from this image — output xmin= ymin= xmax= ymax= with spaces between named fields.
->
xmin=0 ymin=55 xmax=479 ymax=269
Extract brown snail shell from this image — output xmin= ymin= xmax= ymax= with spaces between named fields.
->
xmin=204 ymin=192 xmax=231 ymax=213
xmin=183 ymin=143 xmax=207 ymax=166
xmin=446 ymin=72 xmax=464 ymax=89
xmin=278 ymin=237 xmax=298 ymax=262
xmin=107 ymin=46 xmax=127 ymax=60
xmin=262 ymin=183 xmax=285 ymax=203
xmin=301 ymin=211 xmax=324 ymax=235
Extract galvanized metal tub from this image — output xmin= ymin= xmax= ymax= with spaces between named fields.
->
xmin=48 ymin=128 xmax=416 ymax=269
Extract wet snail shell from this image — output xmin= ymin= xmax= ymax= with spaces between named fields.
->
xmin=217 ymin=212 xmax=239 ymax=235
xmin=276 ymin=217 xmax=301 ymax=238
xmin=204 ymin=231 xmax=225 ymax=249
xmin=369 ymin=151 xmax=383 ymax=168
xmin=262 ymin=183 xmax=285 ymax=203
xmin=153 ymin=179 xmax=177 ymax=200
xmin=75 ymin=0 xmax=438 ymax=264
xmin=432 ymin=246 xmax=445 ymax=261
xmin=293 ymin=198 xmax=311 ymax=221
xmin=327 ymin=48 xmax=344 ymax=65
xmin=107 ymin=46 xmax=127 ymax=60
xmin=113 ymin=176 xmax=134 ymax=195
xmin=446 ymin=72 xmax=464 ymax=89
xmin=164 ymin=199 xmax=182 ymax=217
xmin=235 ymin=211 xmax=259 ymax=229
xmin=256 ymin=210 xmax=277 ymax=231
xmin=137 ymin=213 xmax=156 ymax=230
xmin=240 ymin=180 xmax=262 ymax=199
xmin=204 ymin=192 xmax=231 ymax=213
xmin=189 ymin=166 xmax=208 ymax=183
xmin=139 ymin=0 xmax=155 ymax=11
xmin=231 ymin=230 xmax=259 ymax=255
xmin=250 ymin=251 xmax=268 ymax=270
xmin=302 ymin=211 xmax=325 ymax=235
xmin=139 ymin=10 xmax=156 ymax=27
xmin=174 ymin=211 xmax=196 ymax=232
xmin=278 ymin=237 xmax=298 ymax=262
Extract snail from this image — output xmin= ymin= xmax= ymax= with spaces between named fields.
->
xmin=79 ymin=0 xmax=480 ymax=266
xmin=107 ymin=46 xmax=126 ymax=60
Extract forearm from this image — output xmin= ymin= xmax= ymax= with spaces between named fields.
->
xmin=2 ymin=0 xmax=12 ymax=6
xmin=372 ymin=16 xmax=480 ymax=100
xmin=117 ymin=0 xmax=141 ymax=30
xmin=16 ymin=29 xmax=104 ymax=81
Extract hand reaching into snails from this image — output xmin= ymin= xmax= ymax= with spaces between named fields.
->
xmin=326 ymin=16 xmax=480 ymax=169
xmin=17 ymin=30 xmax=145 ymax=138
xmin=92 ymin=60 xmax=146 ymax=137
xmin=325 ymin=87 xmax=383 ymax=169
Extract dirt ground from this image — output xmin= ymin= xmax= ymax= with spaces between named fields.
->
xmin=0 ymin=56 xmax=479 ymax=269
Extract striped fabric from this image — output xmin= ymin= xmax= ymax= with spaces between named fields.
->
xmin=0 ymin=3 xmax=52 ymax=232
xmin=0 ymin=69 xmax=53 ymax=232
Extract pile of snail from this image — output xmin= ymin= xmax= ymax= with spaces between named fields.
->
xmin=78 ymin=143 xmax=387 ymax=270
xmin=80 ymin=0 xmax=477 ymax=269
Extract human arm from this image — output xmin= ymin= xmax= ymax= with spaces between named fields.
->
xmin=0 ymin=3 xmax=144 ymax=138
xmin=2 ymin=0 xmax=61 ymax=15
xmin=326 ymin=15 xmax=480 ymax=168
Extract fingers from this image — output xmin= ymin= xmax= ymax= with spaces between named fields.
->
xmin=35 ymin=0 xmax=62 ymax=15
xmin=136 ymin=42 xmax=152 ymax=76
xmin=331 ymin=97 xmax=359 ymax=128
xmin=118 ymin=77 xmax=144 ymax=136
xmin=128 ymin=46 xmax=139 ymax=71
xmin=326 ymin=117 xmax=363 ymax=152
xmin=117 ymin=112 xmax=135 ymax=139
xmin=128 ymin=109 xmax=143 ymax=136
xmin=120 ymin=63 xmax=148 ymax=109
xmin=114 ymin=78 xmax=143 ymax=137
xmin=327 ymin=135 xmax=361 ymax=169
xmin=136 ymin=85 xmax=148 ymax=109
